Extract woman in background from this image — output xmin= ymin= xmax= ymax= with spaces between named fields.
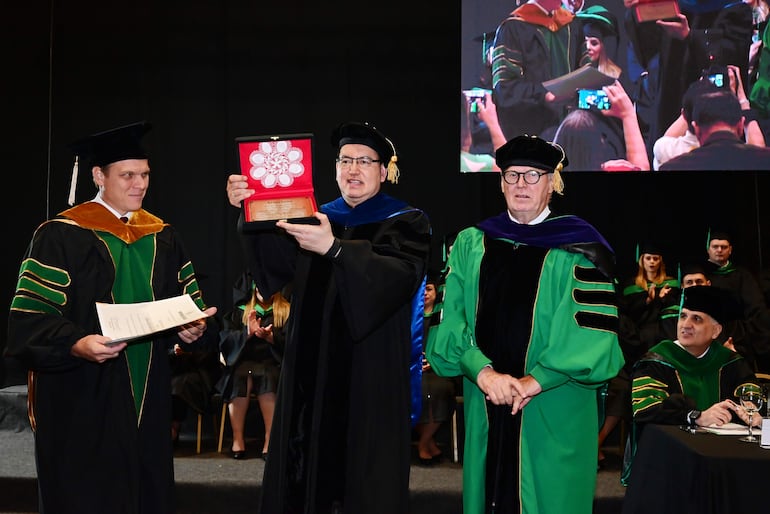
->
xmin=414 ymin=274 xmax=456 ymax=465
xmin=597 ymin=242 xmax=679 ymax=464
xmin=580 ymin=5 xmax=622 ymax=81
xmin=216 ymin=271 xmax=289 ymax=460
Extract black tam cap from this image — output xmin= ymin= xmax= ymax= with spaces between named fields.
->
xmin=495 ymin=134 xmax=568 ymax=172
xmin=681 ymin=285 xmax=739 ymax=325
xmin=66 ymin=121 xmax=152 ymax=205
xmin=679 ymin=261 xmax=708 ymax=277
xmin=331 ymin=121 xmax=400 ymax=184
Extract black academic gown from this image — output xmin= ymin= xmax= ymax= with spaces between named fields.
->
xmin=240 ymin=193 xmax=431 ymax=514
xmin=6 ymin=203 xmax=215 ymax=514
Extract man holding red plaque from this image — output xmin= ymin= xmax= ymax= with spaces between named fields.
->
xmin=226 ymin=121 xmax=431 ymax=514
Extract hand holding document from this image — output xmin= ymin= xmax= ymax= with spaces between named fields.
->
xmin=541 ymin=64 xmax=616 ymax=101
xmin=97 ymin=294 xmax=210 ymax=345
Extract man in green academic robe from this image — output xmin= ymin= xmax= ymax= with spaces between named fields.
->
xmin=427 ymin=135 xmax=624 ymax=514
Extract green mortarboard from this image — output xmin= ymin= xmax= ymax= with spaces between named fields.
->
xmin=579 ymin=5 xmax=618 ymax=39
xmin=66 ymin=121 xmax=152 ymax=205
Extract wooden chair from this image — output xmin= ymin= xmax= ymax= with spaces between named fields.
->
xmin=192 ymin=393 xmax=223 ymax=454
xmin=217 ymin=392 xmax=260 ymax=453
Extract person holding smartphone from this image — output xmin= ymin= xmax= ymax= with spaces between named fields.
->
xmin=659 ymin=85 xmax=770 ymax=170
xmin=554 ymin=81 xmax=651 ymax=171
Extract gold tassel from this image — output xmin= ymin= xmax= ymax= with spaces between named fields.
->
xmin=383 ymin=133 xmax=400 ymax=184
xmin=386 ymin=155 xmax=400 ymax=184
xmin=68 ymin=156 xmax=79 ymax=206
xmin=551 ymin=142 xmax=566 ymax=195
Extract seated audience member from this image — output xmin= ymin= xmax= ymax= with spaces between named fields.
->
xmin=620 ymin=242 xmax=679 ymax=351
xmin=658 ymin=261 xmax=756 ymax=365
xmin=553 ymin=81 xmax=650 ymax=171
xmin=622 ymin=285 xmax=759 ymax=485
xmin=216 ymin=271 xmax=288 ymax=460
xmin=654 ymin=67 xmax=766 ymax=169
xmin=658 ymin=262 xmax=713 ymax=343
xmin=461 ymin=90 xmax=507 ymax=172
xmin=599 ymin=242 xmax=678 ymax=465
xmin=653 ymin=78 xmax=720 ymax=170
xmin=704 ymin=230 xmax=770 ymax=372
xmin=414 ymin=273 xmax=456 ymax=465
xmin=659 ymin=90 xmax=770 ymax=170
xmin=170 ymin=340 xmax=222 ymax=443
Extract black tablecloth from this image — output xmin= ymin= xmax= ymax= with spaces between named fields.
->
xmin=622 ymin=423 xmax=770 ymax=514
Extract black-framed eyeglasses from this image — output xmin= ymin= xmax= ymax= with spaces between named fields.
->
xmin=502 ymin=169 xmax=550 ymax=185
xmin=336 ymin=156 xmax=381 ymax=169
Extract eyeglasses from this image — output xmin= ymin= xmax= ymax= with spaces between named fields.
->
xmin=502 ymin=169 xmax=549 ymax=185
xmin=336 ymin=156 xmax=381 ymax=170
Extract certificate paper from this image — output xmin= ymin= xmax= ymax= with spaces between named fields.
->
xmin=541 ymin=64 xmax=616 ymax=101
xmin=96 ymin=294 xmax=209 ymax=344
xmin=701 ymin=422 xmax=750 ymax=435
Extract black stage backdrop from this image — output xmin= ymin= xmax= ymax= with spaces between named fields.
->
xmin=3 ymin=1 xmax=769 ymax=383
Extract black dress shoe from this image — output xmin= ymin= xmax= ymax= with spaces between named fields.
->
xmin=418 ymin=456 xmax=434 ymax=466
xmin=232 ymin=450 xmax=246 ymax=460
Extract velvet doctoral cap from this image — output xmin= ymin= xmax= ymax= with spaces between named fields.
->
xmin=331 ymin=121 xmax=400 ymax=184
xmin=495 ymin=134 xmax=568 ymax=171
xmin=66 ymin=121 xmax=152 ymax=205
xmin=681 ymin=285 xmax=739 ymax=325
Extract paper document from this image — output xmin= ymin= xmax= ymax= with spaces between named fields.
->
xmin=701 ymin=422 xmax=750 ymax=435
xmin=96 ymin=294 xmax=209 ymax=345
xmin=542 ymin=64 xmax=616 ymax=100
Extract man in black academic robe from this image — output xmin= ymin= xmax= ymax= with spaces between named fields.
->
xmin=6 ymin=122 xmax=216 ymax=514
xmin=226 ymin=121 xmax=431 ymax=514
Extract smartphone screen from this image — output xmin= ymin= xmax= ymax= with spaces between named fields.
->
xmin=577 ymin=89 xmax=611 ymax=110
xmin=707 ymin=73 xmax=726 ymax=89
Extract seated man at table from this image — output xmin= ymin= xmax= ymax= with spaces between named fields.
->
xmin=622 ymin=285 xmax=759 ymax=485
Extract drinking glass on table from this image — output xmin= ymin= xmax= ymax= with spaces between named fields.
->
xmin=737 ymin=383 xmax=765 ymax=443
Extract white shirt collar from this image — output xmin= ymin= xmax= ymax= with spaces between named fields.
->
xmin=508 ymin=206 xmax=551 ymax=225
xmin=91 ymin=191 xmax=132 ymax=221
xmin=674 ymin=340 xmax=711 ymax=359
xmin=528 ymin=0 xmax=552 ymax=15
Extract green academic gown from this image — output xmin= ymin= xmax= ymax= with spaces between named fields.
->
xmin=427 ymin=217 xmax=624 ymax=514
